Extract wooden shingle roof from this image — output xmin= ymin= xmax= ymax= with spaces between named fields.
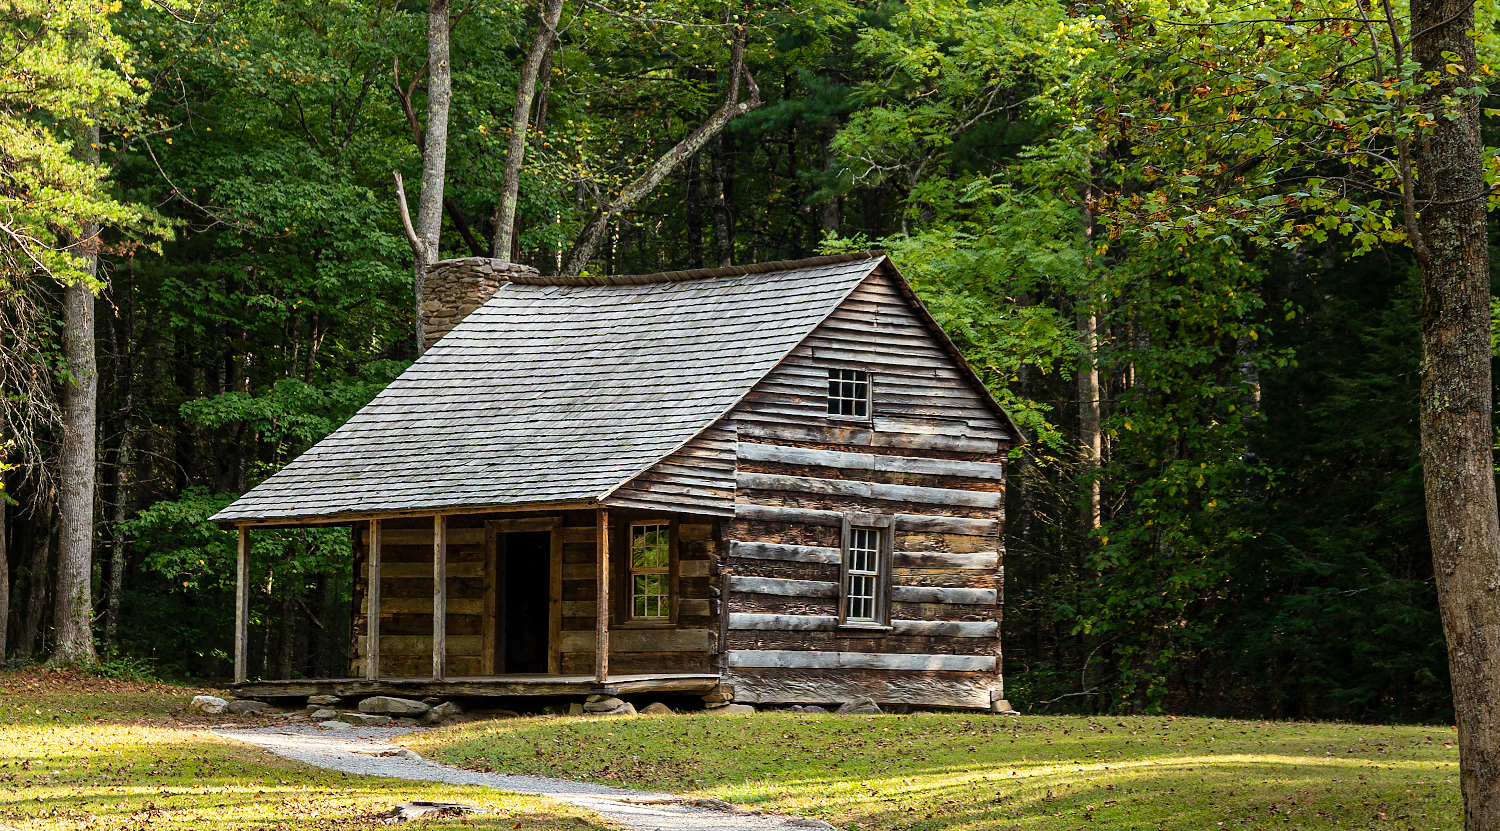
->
xmin=213 ymin=253 xmax=885 ymax=525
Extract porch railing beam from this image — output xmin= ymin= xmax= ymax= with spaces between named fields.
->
xmin=595 ymin=506 xmax=609 ymax=682
xmin=366 ymin=519 xmax=382 ymax=680
xmin=433 ymin=513 xmax=448 ymax=681
xmin=234 ymin=527 xmax=249 ymax=684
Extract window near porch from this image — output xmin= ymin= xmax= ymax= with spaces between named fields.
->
xmin=844 ymin=527 xmax=882 ymax=623
xmin=630 ymin=522 xmax=671 ymax=619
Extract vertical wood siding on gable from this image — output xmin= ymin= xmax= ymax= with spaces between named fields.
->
xmin=722 ymin=265 xmax=1007 ymax=708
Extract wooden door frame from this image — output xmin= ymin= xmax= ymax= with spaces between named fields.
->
xmin=485 ymin=517 xmax=564 ymax=675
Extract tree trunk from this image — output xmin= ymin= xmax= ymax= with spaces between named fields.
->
xmin=490 ymin=0 xmax=564 ymax=259
xmin=563 ymin=37 xmax=759 ymax=275
xmin=1410 ymin=0 xmax=1500 ymax=826
xmin=1076 ymin=297 xmax=1100 ymax=536
xmin=0 ymin=493 xmax=8 ymax=659
xmin=18 ymin=497 xmax=54 ymax=658
xmin=396 ymin=0 xmax=453 ymax=355
xmin=51 ymin=121 xmax=100 ymax=666
xmin=278 ymin=574 xmax=297 ymax=679
xmin=710 ymin=134 xmax=734 ymax=267
xmin=103 ymin=394 xmax=134 ymax=650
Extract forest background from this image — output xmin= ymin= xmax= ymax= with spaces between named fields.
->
xmin=2 ymin=0 xmax=1489 ymax=723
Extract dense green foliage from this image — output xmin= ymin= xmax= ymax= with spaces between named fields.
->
xmin=2 ymin=0 xmax=1491 ymax=723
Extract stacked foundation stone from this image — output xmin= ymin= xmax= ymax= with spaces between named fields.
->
xmin=421 ymin=258 xmax=539 ymax=351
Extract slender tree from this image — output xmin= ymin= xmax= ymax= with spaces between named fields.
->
xmin=395 ymin=0 xmax=453 ymax=354
xmin=50 ymin=118 xmax=101 ymax=666
xmin=491 ymin=0 xmax=565 ymax=260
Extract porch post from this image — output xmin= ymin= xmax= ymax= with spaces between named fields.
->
xmin=365 ymin=519 xmax=382 ymax=680
xmin=595 ymin=506 xmax=609 ymax=682
xmin=234 ymin=526 xmax=249 ymax=684
xmin=433 ymin=514 xmax=447 ymax=681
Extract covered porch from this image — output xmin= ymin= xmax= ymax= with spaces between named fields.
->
xmin=228 ymin=504 xmax=722 ymax=699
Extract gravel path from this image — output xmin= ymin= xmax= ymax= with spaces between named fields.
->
xmin=215 ymin=724 xmax=835 ymax=831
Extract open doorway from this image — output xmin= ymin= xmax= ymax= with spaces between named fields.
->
xmin=497 ymin=531 xmax=551 ymax=673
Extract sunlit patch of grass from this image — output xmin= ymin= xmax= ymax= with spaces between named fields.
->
xmin=408 ymin=710 xmax=1461 ymax=831
xmin=0 ymin=669 xmax=604 ymax=831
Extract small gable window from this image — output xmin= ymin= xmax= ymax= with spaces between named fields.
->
xmin=629 ymin=522 xmax=672 ymax=619
xmin=827 ymin=368 xmax=870 ymax=419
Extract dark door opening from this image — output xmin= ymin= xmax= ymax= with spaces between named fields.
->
xmin=499 ymin=531 xmax=551 ymax=674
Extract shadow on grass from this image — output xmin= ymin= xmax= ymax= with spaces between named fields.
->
xmin=409 ymin=711 xmax=1461 ymax=831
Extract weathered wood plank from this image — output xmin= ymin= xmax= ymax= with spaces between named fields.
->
xmin=377 ymin=597 xmax=483 ymax=615
xmin=679 ymin=559 xmax=711 ymax=578
xmin=738 ymin=443 xmax=1005 ymax=480
xmin=235 ymin=527 xmax=250 ymax=684
xmin=726 ymin=575 xmax=838 ymax=598
xmin=737 ymin=472 xmax=1003 ymax=509
xmin=726 ymin=613 xmax=995 ymax=638
xmin=891 ymin=619 xmax=998 ymax=637
xmin=736 ymin=418 xmax=1002 ymax=455
xmin=733 ymin=503 xmax=999 ymax=537
xmin=596 ymin=507 xmax=609 ymax=682
xmin=365 ymin=520 xmax=381 ymax=680
xmin=894 ymin=550 xmax=1000 ymax=570
xmin=377 ymin=528 xmax=484 ymax=546
xmin=561 ymin=600 xmax=596 ymax=618
xmin=729 ymin=613 xmax=838 ymax=631
xmin=679 ymin=598 xmax=711 ymax=617
xmin=891 ymin=586 xmax=997 ymax=605
xmin=728 ymin=541 xmax=842 ymax=565
xmin=734 ymin=504 xmax=841 ymax=526
xmin=377 ymin=561 xmax=483 ymax=579
xmin=727 ymin=649 xmax=996 ymax=672
xmin=357 ymin=635 xmax=485 ymax=657
xmin=432 ymin=515 xmax=447 ymax=681
xmin=559 ymin=628 xmax=714 ymax=653
xmin=894 ymin=514 xmax=999 ymax=536
xmin=726 ymin=669 xmax=992 ymax=708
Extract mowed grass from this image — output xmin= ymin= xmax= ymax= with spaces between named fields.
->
xmin=408 ymin=709 xmax=1462 ymax=831
xmin=0 ymin=670 xmax=603 ymax=831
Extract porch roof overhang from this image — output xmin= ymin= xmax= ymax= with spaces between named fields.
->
xmin=215 ymin=499 xmax=598 ymax=530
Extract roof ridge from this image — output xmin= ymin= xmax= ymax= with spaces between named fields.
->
xmin=507 ymin=251 xmax=883 ymax=286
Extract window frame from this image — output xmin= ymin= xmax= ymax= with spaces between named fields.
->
xmin=614 ymin=517 xmax=679 ymax=627
xmin=837 ymin=513 xmax=894 ymax=630
xmin=826 ymin=367 xmax=873 ymax=422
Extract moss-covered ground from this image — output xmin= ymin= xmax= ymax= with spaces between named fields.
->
xmin=0 ymin=670 xmax=603 ymax=831
xmin=407 ymin=708 xmax=1462 ymax=831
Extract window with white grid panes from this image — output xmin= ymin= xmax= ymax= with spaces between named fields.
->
xmin=844 ymin=527 xmax=881 ymax=623
xmin=827 ymin=368 xmax=870 ymax=418
xmin=629 ymin=522 xmax=671 ymax=619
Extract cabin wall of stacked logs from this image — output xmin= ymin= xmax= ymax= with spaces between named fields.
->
xmin=715 ymin=265 xmax=1009 ymax=704
xmin=349 ymin=511 xmax=720 ymax=678
xmin=725 ymin=451 xmax=1005 ymax=656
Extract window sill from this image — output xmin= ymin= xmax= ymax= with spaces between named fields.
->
xmin=613 ymin=619 xmax=677 ymax=629
xmin=837 ymin=623 xmax=892 ymax=635
xmin=827 ymin=414 xmax=873 ymax=424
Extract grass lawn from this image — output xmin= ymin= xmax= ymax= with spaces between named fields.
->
xmin=407 ymin=708 xmax=1462 ymax=831
xmin=0 ymin=669 xmax=603 ymax=831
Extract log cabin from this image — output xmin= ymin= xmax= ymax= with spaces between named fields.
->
xmin=213 ymin=252 xmax=1021 ymax=710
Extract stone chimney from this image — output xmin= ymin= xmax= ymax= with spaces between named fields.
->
xmin=420 ymin=257 xmax=538 ymax=352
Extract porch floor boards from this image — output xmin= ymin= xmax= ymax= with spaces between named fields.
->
xmin=233 ymin=673 xmax=721 ymax=699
